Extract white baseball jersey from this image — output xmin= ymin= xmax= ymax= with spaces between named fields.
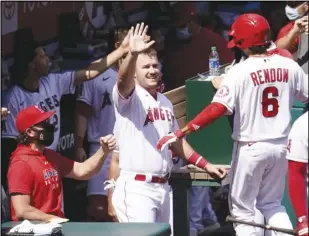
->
xmin=2 ymin=72 xmax=75 ymax=150
xmin=286 ymin=111 xmax=308 ymax=163
xmin=77 ymin=68 xmax=117 ymax=146
xmin=212 ymin=54 xmax=308 ymax=142
xmin=112 ymin=84 xmax=179 ymax=175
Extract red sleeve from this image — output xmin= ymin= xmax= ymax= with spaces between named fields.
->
xmin=288 ymin=160 xmax=308 ymax=218
xmin=186 ymin=102 xmax=227 ymax=132
xmin=8 ymin=160 xmax=33 ymax=195
xmin=45 ymin=150 xmax=74 ymax=177
xmin=276 ymin=22 xmax=299 ymax=54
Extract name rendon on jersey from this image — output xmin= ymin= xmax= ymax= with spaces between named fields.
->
xmin=250 ymin=68 xmax=289 ymax=86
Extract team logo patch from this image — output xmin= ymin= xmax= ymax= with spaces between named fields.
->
xmin=215 ymin=85 xmax=230 ymax=98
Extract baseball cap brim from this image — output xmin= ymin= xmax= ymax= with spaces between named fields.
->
xmin=34 ymin=110 xmax=55 ymax=126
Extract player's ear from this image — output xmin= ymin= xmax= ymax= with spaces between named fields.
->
xmin=25 ymin=128 xmax=31 ymax=136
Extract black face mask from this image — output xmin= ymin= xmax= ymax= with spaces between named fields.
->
xmin=31 ymin=122 xmax=55 ymax=147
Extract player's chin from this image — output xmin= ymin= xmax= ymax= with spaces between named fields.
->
xmin=146 ymin=78 xmax=159 ymax=87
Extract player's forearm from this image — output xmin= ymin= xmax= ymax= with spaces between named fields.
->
xmin=288 ymin=160 xmax=308 ymax=218
xmin=117 ymin=51 xmax=138 ymax=98
xmin=74 ymin=47 xmax=126 ymax=85
xmin=109 ymin=152 xmax=120 ymax=181
xmin=108 ymin=152 xmax=120 ymax=200
xmin=171 ymin=139 xmax=209 ymax=169
xmin=276 ymin=28 xmax=299 ymax=51
xmin=77 ymin=147 xmax=107 ymax=180
xmin=74 ymin=102 xmax=90 ymax=149
xmin=15 ymin=205 xmax=56 ymax=221
xmin=177 ymin=102 xmax=227 ymax=137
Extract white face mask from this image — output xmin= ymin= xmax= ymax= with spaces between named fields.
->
xmin=285 ymin=5 xmax=304 ymax=20
xmin=176 ymin=27 xmax=192 ymax=40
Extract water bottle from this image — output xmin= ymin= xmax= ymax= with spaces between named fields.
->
xmin=209 ymin=46 xmax=220 ymax=76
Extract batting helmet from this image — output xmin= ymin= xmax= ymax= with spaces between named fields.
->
xmin=227 ymin=13 xmax=271 ymax=49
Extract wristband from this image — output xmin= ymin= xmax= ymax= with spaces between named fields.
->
xmin=187 ymin=151 xmax=208 ymax=169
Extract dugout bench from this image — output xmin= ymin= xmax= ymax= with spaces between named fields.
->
xmin=167 ymin=64 xmax=306 ymax=236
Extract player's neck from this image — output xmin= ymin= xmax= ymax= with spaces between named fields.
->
xmin=147 ymin=88 xmax=158 ymax=99
xmin=23 ymin=73 xmax=40 ymax=91
xmin=29 ymin=142 xmax=45 ymax=153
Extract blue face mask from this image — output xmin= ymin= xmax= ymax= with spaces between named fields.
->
xmin=285 ymin=5 xmax=304 ymax=20
xmin=176 ymin=27 xmax=192 ymax=40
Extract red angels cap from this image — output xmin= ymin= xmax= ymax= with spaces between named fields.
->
xmin=16 ymin=105 xmax=55 ymax=133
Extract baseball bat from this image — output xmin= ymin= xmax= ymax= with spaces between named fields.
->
xmin=226 ymin=215 xmax=297 ymax=235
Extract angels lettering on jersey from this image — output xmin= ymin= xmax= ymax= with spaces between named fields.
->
xmin=37 ymin=95 xmax=60 ymax=131
xmin=144 ymin=107 xmax=175 ymax=126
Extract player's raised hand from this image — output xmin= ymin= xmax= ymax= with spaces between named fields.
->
xmin=204 ymin=163 xmax=227 ymax=179
xmin=120 ymin=30 xmax=151 ymax=54
xmin=100 ymin=135 xmax=116 ymax=154
xmin=129 ymin=22 xmax=155 ymax=55
xmin=293 ymin=15 xmax=308 ymax=35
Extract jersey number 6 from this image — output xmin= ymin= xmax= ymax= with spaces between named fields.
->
xmin=262 ymin=86 xmax=279 ymax=118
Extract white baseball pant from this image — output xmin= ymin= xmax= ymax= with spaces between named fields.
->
xmin=229 ymin=138 xmax=293 ymax=236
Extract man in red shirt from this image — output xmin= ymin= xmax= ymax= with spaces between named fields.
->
xmin=163 ymin=2 xmax=234 ymax=91
xmin=276 ymin=1 xmax=308 ymax=55
xmin=8 ymin=105 xmax=116 ymax=221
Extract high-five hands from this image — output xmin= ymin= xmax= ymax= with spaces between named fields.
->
xmin=157 ymin=130 xmax=185 ymax=151
xmin=100 ymin=135 xmax=116 ymax=154
xmin=204 ymin=164 xmax=227 ymax=180
xmin=129 ymin=22 xmax=155 ymax=55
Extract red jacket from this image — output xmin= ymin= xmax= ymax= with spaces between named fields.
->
xmin=8 ymin=145 xmax=74 ymax=220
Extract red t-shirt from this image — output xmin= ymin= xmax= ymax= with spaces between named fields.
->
xmin=163 ymin=27 xmax=234 ymax=90
xmin=8 ymin=145 xmax=74 ymax=221
xmin=276 ymin=21 xmax=299 ymax=55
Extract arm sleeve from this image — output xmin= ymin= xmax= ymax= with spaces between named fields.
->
xmin=211 ymin=72 xmax=237 ymax=115
xmin=76 ymin=80 xmax=93 ymax=106
xmin=8 ymin=161 xmax=34 ymax=195
xmin=51 ymin=71 xmax=76 ymax=96
xmin=112 ymin=85 xmax=135 ymax=112
xmin=294 ymin=67 xmax=308 ymax=103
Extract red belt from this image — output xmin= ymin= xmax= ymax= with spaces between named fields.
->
xmin=134 ymin=174 xmax=168 ymax=184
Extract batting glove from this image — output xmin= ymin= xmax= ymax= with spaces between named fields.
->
xmin=297 ymin=216 xmax=308 ymax=236
xmin=157 ymin=130 xmax=185 ymax=151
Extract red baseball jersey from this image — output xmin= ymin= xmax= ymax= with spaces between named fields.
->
xmin=8 ymin=145 xmax=74 ymax=220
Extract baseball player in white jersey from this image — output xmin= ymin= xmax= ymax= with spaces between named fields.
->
xmin=111 ymin=22 xmax=226 ymax=228
xmin=2 ymin=39 xmax=132 ymax=152
xmin=157 ymin=14 xmax=308 ymax=236
xmin=286 ymin=111 xmax=308 ymax=236
xmin=75 ymin=68 xmax=117 ymax=219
